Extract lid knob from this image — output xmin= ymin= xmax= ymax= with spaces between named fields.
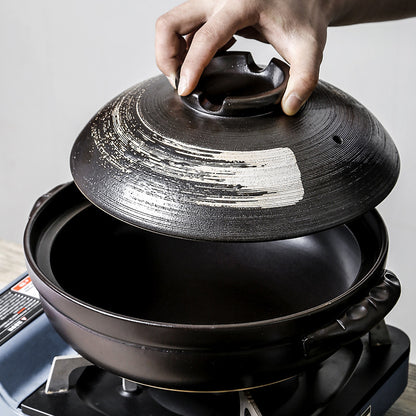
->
xmin=181 ymin=52 xmax=290 ymax=117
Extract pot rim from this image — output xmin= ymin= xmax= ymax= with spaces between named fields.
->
xmin=24 ymin=182 xmax=389 ymax=331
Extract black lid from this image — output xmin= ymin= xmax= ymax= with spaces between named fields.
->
xmin=70 ymin=52 xmax=399 ymax=241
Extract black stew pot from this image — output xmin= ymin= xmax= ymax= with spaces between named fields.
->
xmin=24 ymin=52 xmax=401 ymax=392
xmin=24 ymin=182 xmax=400 ymax=392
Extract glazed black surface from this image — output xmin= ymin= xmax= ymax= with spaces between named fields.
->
xmin=181 ymin=51 xmax=289 ymax=116
xmin=24 ymin=182 xmax=400 ymax=391
xmin=70 ymin=52 xmax=400 ymax=241
xmin=49 ymin=204 xmax=361 ymax=324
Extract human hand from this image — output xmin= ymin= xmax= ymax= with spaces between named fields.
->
xmin=155 ymin=0 xmax=333 ymax=116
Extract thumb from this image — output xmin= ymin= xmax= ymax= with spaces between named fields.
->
xmin=281 ymin=44 xmax=322 ymax=116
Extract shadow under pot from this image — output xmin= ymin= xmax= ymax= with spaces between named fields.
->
xmin=24 ymin=182 xmax=400 ymax=392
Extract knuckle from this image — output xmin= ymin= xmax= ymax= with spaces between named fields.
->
xmin=155 ymin=13 xmax=173 ymax=32
xmin=194 ymin=25 xmax=221 ymax=45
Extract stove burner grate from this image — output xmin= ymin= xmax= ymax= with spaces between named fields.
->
xmin=19 ymin=326 xmax=409 ymax=416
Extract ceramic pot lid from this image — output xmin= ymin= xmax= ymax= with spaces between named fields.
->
xmin=70 ymin=52 xmax=399 ymax=241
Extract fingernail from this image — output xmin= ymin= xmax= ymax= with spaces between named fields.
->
xmin=167 ymin=75 xmax=176 ymax=89
xmin=178 ymin=76 xmax=188 ymax=96
xmin=284 ymin=92 xmax=303 ymax=116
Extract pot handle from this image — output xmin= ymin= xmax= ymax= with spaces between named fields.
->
xmin=28 ymin=182 xmax=70 ymax=220
xmin=181 ymin=51 xmax=290 ymax=117
xmin=302 ymin=270 xmax=400 ymax=357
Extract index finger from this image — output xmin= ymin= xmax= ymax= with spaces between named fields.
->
xmin=155 ymin=2 xmax=210 ymax=85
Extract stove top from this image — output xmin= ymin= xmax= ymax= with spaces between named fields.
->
xmin=0 ymin=274 xmax=410 ymax=416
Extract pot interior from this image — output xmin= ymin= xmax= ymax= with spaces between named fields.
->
xmin=42 ymin=203 xmax=366 ymax=325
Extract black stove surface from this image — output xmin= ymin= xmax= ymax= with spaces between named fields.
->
xmin=20 ymin=326 xmax=409 ymax=416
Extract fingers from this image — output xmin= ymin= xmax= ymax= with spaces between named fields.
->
xmin=156 ymin=0 xmax=326 ymax=116
xmin=283 ymin=69 xmax=319 ymax=116
xmin=177 ymin=6 xmax=256 ymax=96
xmin=155 ymin=1 xmax=208 ymax=87
xmin=267 ymin=34 xmax=324 ymax=116
xmin=218 ymin=36 xmax=237 ymax=52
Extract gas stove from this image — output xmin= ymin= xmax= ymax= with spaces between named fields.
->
xmin=0 ymin=274 xmax=409 ymax=416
